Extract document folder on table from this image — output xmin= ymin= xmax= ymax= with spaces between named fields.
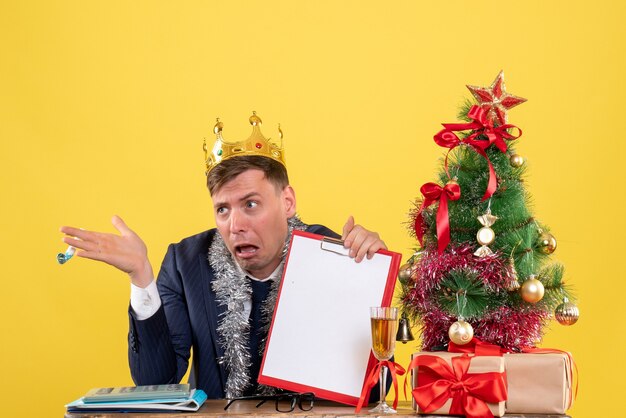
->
xmin=65 ymin=388 xmax=207 ymax=413
xmin=258 ymin=230 xmax=401 ymax=406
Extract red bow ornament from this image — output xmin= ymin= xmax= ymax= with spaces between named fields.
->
xmin=433 ymin=105 xmax=522 ymax=201
xmin=355 ymin=360 xmax=406 ymax=413
xmin=409 ymin=354 xmax=507 ymax=418
xmin=414 ymin=181 xmax=461 ymax=254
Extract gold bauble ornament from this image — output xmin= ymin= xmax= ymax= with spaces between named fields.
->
xmin=510 ymin=154 xmax=524 ymax=167
xmin=448 ymin=320 xmax=474 ymax=345
xmin=398 ymin=263 xmax=413 ymax=284
xmin=520 ymin=275 xmax=545 ymax=304
xmin=555 ymin=298 xmax=580 ymax=326
xmin=537 ymin=232 xmax=557 ymax=254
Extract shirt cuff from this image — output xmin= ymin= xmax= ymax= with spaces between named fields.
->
xmin=130 ymin=280 xmax=161 ymax=320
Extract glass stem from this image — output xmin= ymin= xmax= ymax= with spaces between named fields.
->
xmin=379 ymin=365 xmax=388 ymax=406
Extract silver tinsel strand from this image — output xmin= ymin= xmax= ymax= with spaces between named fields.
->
xmin=209 ymin=215 xmax=307 ymax=398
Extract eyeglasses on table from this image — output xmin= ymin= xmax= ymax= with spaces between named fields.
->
xmin=224 ymin=392 xmax=315 ymax=413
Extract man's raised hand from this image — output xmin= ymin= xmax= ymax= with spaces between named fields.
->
xmin=60 ymin=215 xmax=154 ymax=288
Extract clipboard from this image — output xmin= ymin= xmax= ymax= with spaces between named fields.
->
xmin=258 ymin=230 xmax=401 ymax=405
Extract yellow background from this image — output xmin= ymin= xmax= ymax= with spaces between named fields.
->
xmin=1 ymin=1 xmax=623 ymax=416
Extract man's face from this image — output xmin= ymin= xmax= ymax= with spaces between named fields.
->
xmin=212 ymin=169 xmax=296 ymax=279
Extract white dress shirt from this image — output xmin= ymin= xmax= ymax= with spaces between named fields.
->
xmin=130 ymin=261 xmax=284 ymax=321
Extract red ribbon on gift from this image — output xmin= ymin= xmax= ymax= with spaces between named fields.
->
xmin=448 ymin=337 xmax=506 ymax=357
xmin=355 ymin=360 xmax=406 ymax=413
xmin=414 ymin=181 xmax=461 ymax=254
xmin=448 ymin=339 xmax=577 ymax=409
xmin=433 ymin=105 xmax=522 ymax=201
xmin=407 ymin=354 xmax=507 ymax=418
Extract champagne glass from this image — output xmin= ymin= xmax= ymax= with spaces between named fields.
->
xmin=369 ymin=306 xmax=398 ymax=414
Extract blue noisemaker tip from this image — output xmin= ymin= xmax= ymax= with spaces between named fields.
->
xmin=57 ymin=246 xmax=76 ymax=265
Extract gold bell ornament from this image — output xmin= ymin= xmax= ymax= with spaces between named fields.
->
xmin=520 ymin=274 xmax=545 ymax=304
xmin=555 ymin=297 xmax=580 ymax=325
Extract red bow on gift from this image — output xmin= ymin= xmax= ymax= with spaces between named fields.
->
xmin=433 ymin=105 xmax=522 ymax=201
xmin=408 ymin=354 xmax=507 ymax=418
xmin=355 ymin=360 xmax=406 ymax=413
xmin=449 ymin=338 xmax=577 ymax=408
xmin=414 ymin=181 xmax=461 ymax=254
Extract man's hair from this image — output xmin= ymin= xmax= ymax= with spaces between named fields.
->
xmin=207 ymin=155 xmax=290 ymax=195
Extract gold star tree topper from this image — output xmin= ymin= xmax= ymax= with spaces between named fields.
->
xmin=466 ymin=71 xmax=527 ymax=125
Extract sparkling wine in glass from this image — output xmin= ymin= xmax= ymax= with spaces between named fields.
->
xmin=369 ymin=306 xmax=398 ymax=414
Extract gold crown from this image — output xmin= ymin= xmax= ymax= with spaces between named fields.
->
xmin=203 ymin=111 xmax=285 ymax=175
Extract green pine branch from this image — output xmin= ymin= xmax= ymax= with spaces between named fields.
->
xmin=436 ymin=269 xmax=505 ymax=319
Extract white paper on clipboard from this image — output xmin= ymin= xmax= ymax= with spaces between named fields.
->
xmin=258 ymin=230 xmax=401 ymax=405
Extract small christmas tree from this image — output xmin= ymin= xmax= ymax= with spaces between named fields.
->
xmin=399 ymin=71 xmax=579 ymax=352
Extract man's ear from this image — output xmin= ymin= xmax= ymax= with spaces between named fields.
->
xmin=282 ymin=185 xmax=297 ymax=217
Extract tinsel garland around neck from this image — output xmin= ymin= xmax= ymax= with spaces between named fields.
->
xmin=209 ymin=215 xmax=307 ymax=398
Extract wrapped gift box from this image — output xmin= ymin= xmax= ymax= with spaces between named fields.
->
xmin=504 ymin=352 xmax=574 ymax=414
xmin=410 ymin=352 xmax=506 ymax=417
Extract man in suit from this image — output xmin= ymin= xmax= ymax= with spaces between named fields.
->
xmin=60 ymin=114 xmax=386 ymax=399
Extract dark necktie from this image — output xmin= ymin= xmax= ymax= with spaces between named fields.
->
xmin=244 ymin=278 xmax=272 ymax=395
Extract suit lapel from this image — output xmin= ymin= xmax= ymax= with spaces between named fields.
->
xmin=198 ymin=252 xmax=227 ymax=387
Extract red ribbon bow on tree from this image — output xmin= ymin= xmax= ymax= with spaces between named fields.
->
xmin=408 ymin=354 xmax=507 ymax=418
xmin=355 ymin=360 xmax=406 ymax=413
xmin=433 ymin=105 xmax=522 ymax=201
xmin=414 ymin=181 xmax=461 ymax=254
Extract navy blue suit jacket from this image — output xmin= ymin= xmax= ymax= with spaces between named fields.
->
xmin=128 ymin=225 xmax=338 ymax=399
